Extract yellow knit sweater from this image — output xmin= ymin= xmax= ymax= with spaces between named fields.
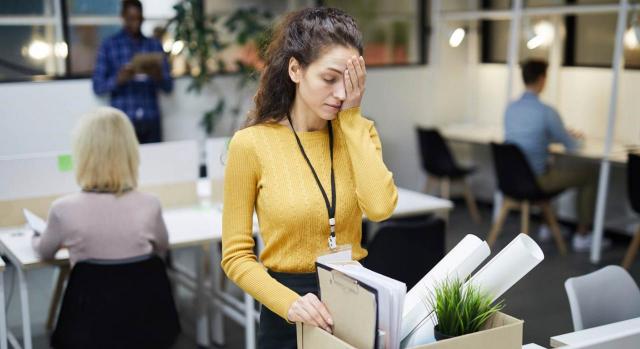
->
xmin=221 ymin=107 xmax=398 ymax=320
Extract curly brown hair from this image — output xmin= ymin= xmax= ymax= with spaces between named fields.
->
xmin=246 ymin=7 xmax=363 ymax=127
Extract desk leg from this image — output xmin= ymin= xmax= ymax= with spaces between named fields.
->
xmin=195 ymin=247 xmax=210 ymax=347
xmin=209 ymin=242 xmax=225 ymax=346
xmin=16 ymin=267 xmax=32 ymax=349
xmin=0 ymin=271 xmax=7 ymax=349
xmin=46 ymin=265 xmax=69 ymax=330
xmin=244 ymin=292 xmax=256 ymax=349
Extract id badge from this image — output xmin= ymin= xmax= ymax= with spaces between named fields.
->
xmin=316 ymin=244 xmax=353 ymax=264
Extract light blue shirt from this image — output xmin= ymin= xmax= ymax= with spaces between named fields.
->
xmin=504 ymin=91 xmax=577 ymax=175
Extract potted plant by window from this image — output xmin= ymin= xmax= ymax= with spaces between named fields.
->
xmin=429 ymin=278 xmax=504 ymax=341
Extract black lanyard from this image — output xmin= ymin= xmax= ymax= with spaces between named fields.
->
xmin=286 ymin=114 xmax=337 ymax=249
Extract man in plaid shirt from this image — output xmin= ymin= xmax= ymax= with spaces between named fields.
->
xmin=92 ymin=0 xmax=173 ymax=143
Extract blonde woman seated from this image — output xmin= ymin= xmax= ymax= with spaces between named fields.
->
xmin=33 ymin=107 xmax=169 ymax=265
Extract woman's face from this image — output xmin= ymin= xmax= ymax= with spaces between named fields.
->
xmin=289 ymin=45 xmax=360 ymax=121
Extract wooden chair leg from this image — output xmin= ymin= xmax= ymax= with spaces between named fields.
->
xmin=541 ymin=203 xmax=568 ymax=255
xmin=441 ymin=178 xmax=450 ymax=200
xmin=463 ymin=180 xmax=482 ymax=223
xmin=487 ymin=200 xmax=513 ymax=246
xmin=46 ymin=265 xmax=70 ymax=330
xmin=622 ymin=226 xmax=640 ymax=269
xmin=424 ymin=175 xmax=435 ymax=195
xmin=520 ymin=202 xmax=530 ymax=236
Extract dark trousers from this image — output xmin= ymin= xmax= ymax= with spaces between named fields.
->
xmin=133 ymin=118 xmax=162 ymax=144
xmin=257 ymin=271 xmax=318 ymax=349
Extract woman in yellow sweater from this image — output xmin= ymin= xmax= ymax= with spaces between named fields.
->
xmin=221 ymin=7 xmax=398 ymax=348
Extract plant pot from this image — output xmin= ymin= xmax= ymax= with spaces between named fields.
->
xmin=433 ymin=325 xmax=455 ymax=341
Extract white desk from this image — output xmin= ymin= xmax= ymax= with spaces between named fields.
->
xmin=391 ymin=188 xmax=453 ymax=218
xmin=0 ymin=258 xmax=6 ymax=349
xmin=0 ymin=206 xmax=222 ymax=349
xmin=550 ymin=317 xmax=640 ymax=348
xmin=523 ymin=344 xmax=547 ymax=349
xmin=440 ymin=123 xmax=629 ymax=164
xmin=0 ymin=187 xmax=452 ymax=349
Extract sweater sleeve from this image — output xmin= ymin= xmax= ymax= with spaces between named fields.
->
xmin=220 ymin=131 xmax=300 ymax=321
xmin=32 ymin=205 xmax=65 ymax=260
xmin=337 ymin=107 xmax=398 ymax=221
xmin=151 ymin=199 xmax=170 ymax=254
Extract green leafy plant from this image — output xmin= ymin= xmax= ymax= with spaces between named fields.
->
xmin=167 ymin=0 xmax=272 ymax=135
xmin=429 ymin=278 xmax=504 ymax=338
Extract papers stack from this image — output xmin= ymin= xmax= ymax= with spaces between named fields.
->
xmin=317 ymin=261 xmax=406 ymax=349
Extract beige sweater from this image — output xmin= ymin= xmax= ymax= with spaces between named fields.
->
xmin=33 ymin=190 xmax=169 ymax=266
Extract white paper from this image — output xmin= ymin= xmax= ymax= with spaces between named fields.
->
xmin=466 ymin=233 xmax=544 ymax=301
xmin=322 ymin=262 xmax=406 ymax=349
xmin=23 ymin=208 xmax=46 ymax=234
xmin=400 ymin=234 xmax=490 ymax=340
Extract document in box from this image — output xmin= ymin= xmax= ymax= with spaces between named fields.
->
xmin=23 ymin=208 xmax=46 ymax=235
xmin=318 ymin=261 xmax=406 ymax=349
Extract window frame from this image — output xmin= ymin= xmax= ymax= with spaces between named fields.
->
xmin=479 ymin=0 xmax=640 ymax=70
xmin=0 ymin=0 xmax=430 ymax=83
xmin=317 ymin=0 xmax=429 ymax=68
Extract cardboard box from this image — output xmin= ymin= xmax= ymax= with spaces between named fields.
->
xmin=296 ymin=312 xmax=523 ymax=349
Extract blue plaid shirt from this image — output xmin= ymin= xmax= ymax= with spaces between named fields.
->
xmin=92 ymin=30 xmax=173 ymax=121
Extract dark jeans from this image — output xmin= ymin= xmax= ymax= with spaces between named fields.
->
xmin=257 ymin=270 xmax=318 ymax=349
xmin=133 ymin=118 xmax=162 ymax=144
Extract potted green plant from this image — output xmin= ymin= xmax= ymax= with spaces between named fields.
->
xmin=167 ymin=0 xmax=272 ymax=135
xmin=429 ymin=278 xmax=504 ymax=341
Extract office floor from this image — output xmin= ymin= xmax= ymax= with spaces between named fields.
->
xmin=4 ymin=200 xmax=639 ymax=348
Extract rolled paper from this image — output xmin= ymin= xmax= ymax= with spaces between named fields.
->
xmin=467 ymin=233 xmax=544 ymax=301
xmin=400 ymin=234 xmax=490 ymax=340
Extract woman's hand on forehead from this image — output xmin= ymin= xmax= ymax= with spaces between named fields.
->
xmin=341 ymin=55 xmax=366 ymax=111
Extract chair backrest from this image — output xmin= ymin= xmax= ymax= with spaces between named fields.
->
xmin=490 ymin=142 xmax=545 ymax=201
xmin=629 ymin=153 xmax=640 ymax=215
xmin=564 ymin=265 xmax=640 ymax=331
xmin=364 ymin=216 xmax=445 ymax=290
xmin=416 ymin=128 xmax=459 ymax=177
xmin=52 ymin=255 xmax=180 ymax=349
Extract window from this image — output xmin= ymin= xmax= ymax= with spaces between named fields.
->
xmin=0 ymin=0 xmax=64 ymax=80
xmin=480 ymin=0 xmax=640 ymax=69
xmin=566 ymin=12 xmax=640 ymax=68
xmin=481 ymin=16 xmax=555 ymax=63
xmin=321 ymin=0 xmax=428 ymax=66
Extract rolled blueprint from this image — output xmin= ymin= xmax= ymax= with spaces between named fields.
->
xmin=467 ymin=233 xmax=544 ymax=301
xmin=400 ymin=234 xmax=490 ymax=340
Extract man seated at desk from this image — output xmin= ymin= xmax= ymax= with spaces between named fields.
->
xmin=504 ymin=59 xmax=609 ymax=252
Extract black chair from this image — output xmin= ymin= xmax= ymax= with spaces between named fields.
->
xmin=365 ymin=216 xmax=445 ymax=290
xmin=416 ymin=127 xmax=481 ymax=222
xmin=51 ymin=255 xmax=181 ymax=349
xmin=623 ymin=153 xmax=640 ymax=269
xmin=488 ymin=142 xmax=567 ymax=254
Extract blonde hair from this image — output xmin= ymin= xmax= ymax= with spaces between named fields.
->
xmin=73 ymin=107 xmax=140 ymax=194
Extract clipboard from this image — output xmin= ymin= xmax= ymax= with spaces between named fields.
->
xmin=316 ymin=261 xmax=379 ymax=349
xmin=130 ymin=52 xmax=163 ymax=74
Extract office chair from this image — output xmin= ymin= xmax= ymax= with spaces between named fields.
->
xmin=622 ymin=153 xmax=640 ymax=269
xmin=416 ymin=127 xmax=482 ymax=223
xmin=51 ymin=255 xmax=180 ymax=349
xmin=565 ymin=265 xmax=640 ymax=331
xmin=488 ymin=142 xmax=567 ymax=254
